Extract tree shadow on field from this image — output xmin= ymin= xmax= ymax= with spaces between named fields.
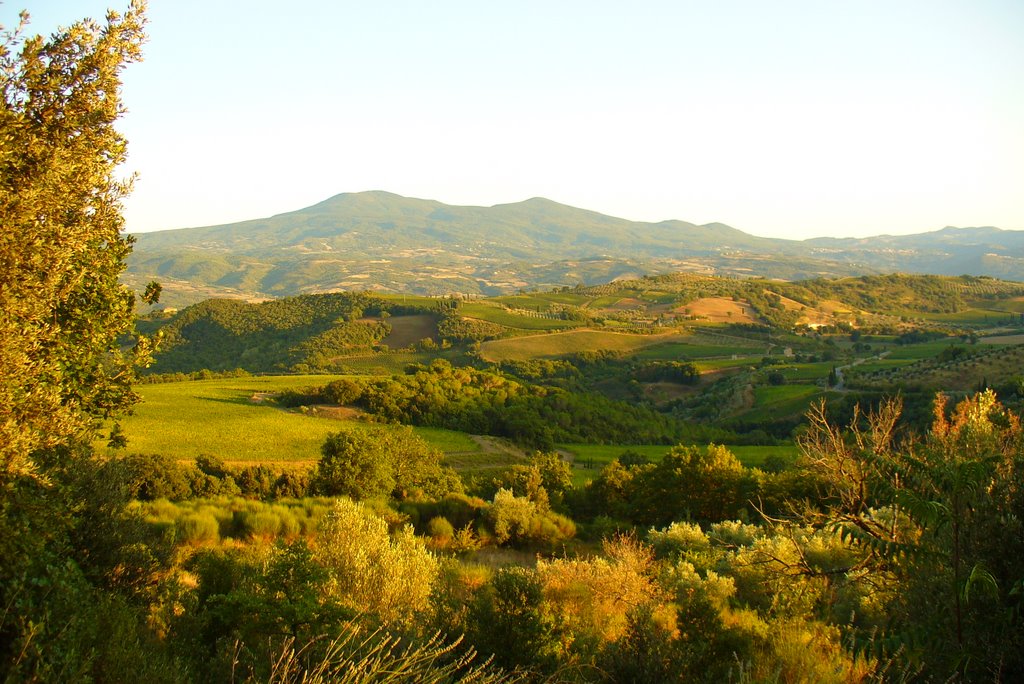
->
xmin=196 ymin=395 xmax=263 ymax=408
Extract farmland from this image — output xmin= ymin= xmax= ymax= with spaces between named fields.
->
xmin=103 ymin=376 xmax=493 ymax=466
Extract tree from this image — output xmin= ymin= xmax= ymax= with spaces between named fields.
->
xmin=315 ymin=428 xmax=396 ymax=499
xmin=631 ymin=444 xmax=748 ymax=525
xmin=314 ymin=425 xmax=460 ymax=500
xmin=0 ymin=6 xmax=176 ymax=679
xmin=790 ymin=392 xmax=1024 ymax=680
xmin=1 ymin=1 xmax=152 ymax=480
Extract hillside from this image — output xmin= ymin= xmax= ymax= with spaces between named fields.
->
xmin=129 ymin=269 xmax=1024 ymax=466
xmin=126 ymin=191 xmax=1024 ymax=306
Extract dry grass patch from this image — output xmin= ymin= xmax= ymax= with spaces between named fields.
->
xmin=979 ymin=334 xmax=1024 ymax=345
xmin=681 ymin=297 xmax=760 ymax=324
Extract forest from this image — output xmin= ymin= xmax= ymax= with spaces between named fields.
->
xmin=3 ymin=5 xmax=1024 ymax=683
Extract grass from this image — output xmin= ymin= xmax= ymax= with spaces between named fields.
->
xmin=479 ymin=329 xmax=693 ymax=363
xmin=912 ymin=308 xmax=1020 ymax=326
xmin=492 ymin=292 xmax=594 ymax=308
xmin=338 ymin=350 xmax=466 ymax=375
xmin=379 ymin=314 xmax=438 ymax=349
xmin=102 ymin=376 xmax=486 ymax=466
xmin=776 ymin=362 xmax=834 ymax=382
xmin=693 ymin=357 xmax=761 ymax=371
xmin=886 ymin=341 xmax=960 ymax=360
xmin=849 ymin=358 xmax=916 ymax=373
xmin=743 ymin=384 xmax=823 ymax=421
xmin=632 ymin=341 xmax=764 ymax=360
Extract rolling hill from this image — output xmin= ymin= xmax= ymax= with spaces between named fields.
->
xmin=126 ymin=191 xmax=1024 ymax=306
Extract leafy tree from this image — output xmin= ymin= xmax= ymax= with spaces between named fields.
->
xmin=314 ymin=425 xmax=460 ymax=501
xmin=630 ymin=444 xmax=749 ymax=525
xmin=314 ymin=428 xmax=396 ymax=499
xmin=792 ymin=392 xmax=1024 ymax=680
xmin=467 ymin=567 xmax=560 ymax=674
xmin=0 ymin=1 xmax=152 ymax=478
xmin=116 ymin=452 xmax=193 ymax=500
xmin=0 ymin=5 xmax=179 ymax=679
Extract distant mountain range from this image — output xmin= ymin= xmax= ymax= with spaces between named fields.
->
xmin=126 ymin=191 xmax=1024 ymax=306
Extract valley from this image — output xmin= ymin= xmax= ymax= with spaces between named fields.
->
xmin=130 ymin=272 xmax=1024 ymax=467
xmin=8 ymin=2 xmax=1024 ymax=679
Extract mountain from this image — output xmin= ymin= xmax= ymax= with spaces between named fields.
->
xmin=125 ymin=191 xmax=1024 ymax=306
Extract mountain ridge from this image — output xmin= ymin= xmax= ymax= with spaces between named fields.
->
xmin=126 ymin=191 xmax=1024 ymax=306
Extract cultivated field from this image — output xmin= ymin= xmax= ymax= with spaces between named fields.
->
xmin=479 ymin=328 xmax=694 ymax=362
xmin=678 ymin=297 xmax=760 ymax=324
xmin=378 ymin=314 xmax=438 ymax=349
xmin=101 ymin=376 xmax=490 ymax=467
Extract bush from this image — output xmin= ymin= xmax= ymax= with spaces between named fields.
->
xmin=315 ymin=499 xmax=439 ymax=626
xmin=117 ymin=453 xmax=192 ymax=501
xmin=176 ymin=513 xmax=220 ymax=545
xmin=195 ymin=454 xmax=232 ymax=480
xmin=427 ymin=516 xmax=455 ymax=543
xmin=273 ymin=470 xmax=311 ymax=498
xmin=240 ymin=511 xmax=282 ymax=538
xmin=236 ymin=465 xmax=275 ymax=499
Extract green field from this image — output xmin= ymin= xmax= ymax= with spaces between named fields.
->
xmin=743 ymin=384 xmax=823 ymax=421
xmin=886 ymin=341 xmax=960 ymax=360
xmin=848 ymin=358 xmax=916 ymax=374
xmin=335 ymin=347 xmax=474 ymax=375
xmin=493 ymin=292 xmax=594 ymax=308
xmin=913 ymin=308 xmax=1020 ymax=326
xmin=102 ymin=376 xmax=485 ymax=466
xmin=693 ymin=357 xmax=761 ymax=371
xmin=632 ymin=341 xmax=763 ymax=361
xmin=479 ymin=329 xmax=692 ymax=362
xmin=777 ymin=362 xmax=833 ymax=382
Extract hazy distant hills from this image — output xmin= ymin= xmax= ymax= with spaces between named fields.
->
xmin=126 ymin=191 xmax=1024 ymax=306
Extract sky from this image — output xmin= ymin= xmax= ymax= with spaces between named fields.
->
xmin=4 ymin=1 xmax=1024 ymax=240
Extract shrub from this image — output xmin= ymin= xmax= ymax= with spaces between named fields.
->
xmin=176 ymin=513 xmax=220 ymax=545
xmin=241 ymin=511 xmax=282 ymax=538
xmin=237 ymin=465 xmax=276 ymax=499
xmin=488 ymin=489 xmax=536 ymax=545
xmin=427 ymin=516 xmax=455 ymax=543
xmin=273 ymin=470 xmax=311 ymax=498
xmin=118 ymin=453 xmax=192 ymax=501
xmin=315 ymin=499 xmax=439 ymax=626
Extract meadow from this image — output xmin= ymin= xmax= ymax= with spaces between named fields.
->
xmin=479 ymin=328 xmax=693 ymax=362
xmin=102 ymin=376 xmax=490 ymax=466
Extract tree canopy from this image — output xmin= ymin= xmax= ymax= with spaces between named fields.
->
xmin=0 ymin=1 xmax=150 ymax=479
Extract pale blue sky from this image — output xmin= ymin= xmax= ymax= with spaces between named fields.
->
xmin=5 ymin=1 xmax=1023 ymax=239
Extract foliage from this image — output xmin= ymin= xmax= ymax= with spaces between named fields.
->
xmin=310 ymin=359 xmax=683 ymax=449
xmin=0 ymin=6 xmax=187 ymax=680
xmin=315 ymin=499 xmax=439 ymax=627
xmin=262 ymin=627 xmax=519 ymax=684
xmin=149 ymin=292 xmax=392 ymax=373
xmin=788 ymin=391 xmax=1024 ymax=680
xmin=0 ymin=0 xmax=150 ymax=479
xmin=313 ymin=425 xmax=461 ymax=500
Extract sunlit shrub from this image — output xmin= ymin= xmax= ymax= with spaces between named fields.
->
xmin=315 ymin=498 xmax=439 ymax=626
xmin=176 ymin=513 xmax=220 ymax=545
xmin=648 ymin=521 xmax=710 ymax=558
xmin=427 ymin=516 xmax=455 ymax=544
